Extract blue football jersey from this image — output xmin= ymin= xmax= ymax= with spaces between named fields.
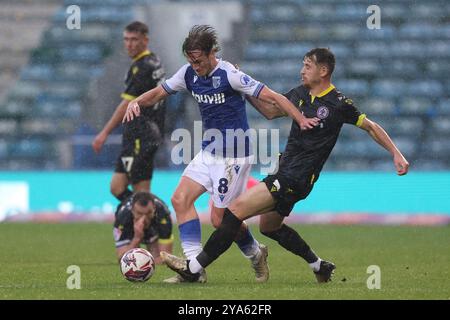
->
xmin=162 ymin=60 xmax=264 ymax=158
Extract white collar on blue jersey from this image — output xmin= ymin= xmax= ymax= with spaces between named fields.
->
xmin=206 ymin=58 xmax=222 ymax=78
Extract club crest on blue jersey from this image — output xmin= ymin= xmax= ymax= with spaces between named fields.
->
xmin=212 ymin=76 xmax=221 ymax=89
xmin=193 ymin=75 xmax=198 ymax=83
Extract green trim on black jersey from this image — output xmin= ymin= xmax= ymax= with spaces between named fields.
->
xmin=356 ymin=114 xmax=367 ymax=127
xmin=132 ymin=49 xmax=151 ymax=62
xmin=310 ymin=84 xmax=336 ymax=103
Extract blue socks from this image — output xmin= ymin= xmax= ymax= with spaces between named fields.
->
xmin=179 ymin=218 xmax=202 ymax=260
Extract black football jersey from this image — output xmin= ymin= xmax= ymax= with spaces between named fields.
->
xmin=113 ymin=194 xmax=172 ymax=248
xmin=121 ymin=50 xmax=166 ymax=144
xmin=279 ymin=84 xmax=366 ymax=181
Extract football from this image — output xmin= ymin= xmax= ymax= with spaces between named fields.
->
xmin=120 ymin=248 xmax=155 ymax=282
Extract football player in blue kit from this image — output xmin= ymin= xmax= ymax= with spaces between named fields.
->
xmin=123 ymin=25 xmax=319 ymax=283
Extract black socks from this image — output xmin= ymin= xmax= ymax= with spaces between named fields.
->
xmin=197 ymin=208 xmax=242 ymax=268
xmin=262 ymin=224 xmax=318 ymax=263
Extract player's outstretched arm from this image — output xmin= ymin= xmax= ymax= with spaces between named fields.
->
xmin=359 ymin=117 xmax=409 ymax=175
xmin=115 ymin=236 xmax=143 ymax=261
xmin=246 ymin=95 xmax=286 ymax=120
xmin=122 ymin=85 xmax=169 ymax=123
xmin=257 ymin=86 xmax=320 ymax=130
xmin=92 ymin=99 xmax=130 ymax=153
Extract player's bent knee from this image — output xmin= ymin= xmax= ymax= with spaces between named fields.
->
xmin=210 ymin=207 xmax=225 ymax=228
xmin=170 ymin=193 xmax=182 ymax=209
xmin=171 ymin=192 xmax=192 ymax=211
xmin=211 ymin=215 xmax=221 ymax=229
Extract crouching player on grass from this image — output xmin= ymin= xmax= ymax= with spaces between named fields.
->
xmin=113 ymin=191 xmax=173 ymax=265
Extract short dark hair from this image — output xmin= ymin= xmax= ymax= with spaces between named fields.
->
xmin=124 ymin=21 xmax=149 ymax=35
xmin=304 ymin=48 xmax=335 ymax=76
xmin=131 ymin=192 xmax=155 ymax=207
xmin=182 ymin=25 xmax=221 ymax=56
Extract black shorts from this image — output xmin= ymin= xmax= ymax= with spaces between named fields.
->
xmin=263 ymin=173 xmax=315 ymax=217
xmin=114 ymin=136 xmax=159 ymax=184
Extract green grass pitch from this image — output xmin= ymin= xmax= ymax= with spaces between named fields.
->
xmin=0 ymin=223 xmax=448 ymax=300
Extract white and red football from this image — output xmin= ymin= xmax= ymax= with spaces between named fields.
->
xmin=120 ymin=248 xmax=155 ymax=282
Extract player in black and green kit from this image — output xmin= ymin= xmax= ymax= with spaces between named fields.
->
xmin=161 ymin=48 xmax=410 ymax=283
xmin=92 ymin=21 xmax=165 ymax=202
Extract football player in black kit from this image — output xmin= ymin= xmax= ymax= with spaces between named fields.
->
xmin=92 ymin=21 xmax=166 ymax=202
xmin=160 ymin=48 xmax=410 ymax=283
xmin=113 ymin=192 xmax=173 ymax=264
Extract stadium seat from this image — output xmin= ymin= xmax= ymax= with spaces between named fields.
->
xmin=390 ymin=136 xmax=417 ymax=157
xmin=20 ymin=119 xmax=59 ymax=135
xmin=336 ymin=79 xmax=369 ymax=97
xmin=411 ymin=4 xmax=446 ymax=19
xmin=392 ymin=41 xmax=427 ymax=58
xmin=408 ymin=80 xmax=444 ymax=97
xmin=366 ymin=115 xmax=396 ymax=133
xmin=0 ymin=100 xmax=29 ymax=118
xmin=388 ymin=59 xmax=420 ymax=77
xmin=60 ymin=45 xmax=104 ymax=63
xmin=0 ymin=139 xmax=7 ymax=159
xmin=430 ymin=117 xmax=450 ymax=135
xmin=371 ymin=80 xmax=408 ymax=97
xmin=427 ymin=41 xmax=450 ymax=58
xmin=398 ymin=97 xmax=434 ymax=116
xmin=371 ymin=160 xmax=397 ymax=171
xmin=395 ymin=117 xmax=425 ymax=137
xmin=346 ymin=59 xmax=380 ymax=77
xmin=20 ymin=64 xmax=54 ymax=81
xmin=399 ymin=23 xmax=438 ymax=39
xmin=8 ymin=138 xmax=51 ymax=159
xmin=361 ymin=25 xmax=395 ymax=40
xmin=356 ymin=41 xmax=390 ymax=58
xmin=412 ymin=159 xmax=448 ymax=171
xmin=436 ymin=99 xmax=450 ymax=115
xmin=426 ymin=60 xmax=450 ymax=77
xmin=334 ymin=4 xmax=367 ymax=20
xmin=362 ymin=98 xmax=397 ymax=116
xmin=382 ymin=3 xmax=409 ymax=20
xmin=328 ymin=158 xmax=377 ymax=171
xmin=422 ymin=137 xmax=450 ymax=156
xmin=440 ymin=24 xmax=450 ymax=38
xmin=0 ymin=119 xmax=18 ymax=135
xmin=291 ymin=24 xmax=327 ymax=41
xmin=8 ymin=81 xmax=41 ymax=100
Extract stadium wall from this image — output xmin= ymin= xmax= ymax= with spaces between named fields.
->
xmin=1 ymin=171 xmax=449 ymax=225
